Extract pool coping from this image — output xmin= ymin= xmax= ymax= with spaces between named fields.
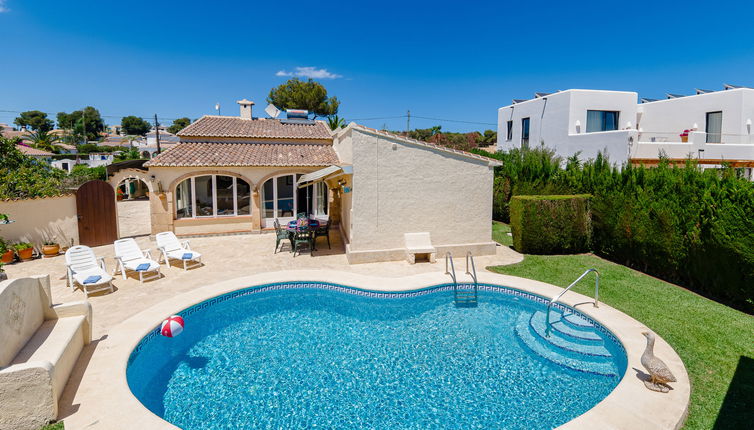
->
xmin=95 ymin=270 xmax=690 ymax=430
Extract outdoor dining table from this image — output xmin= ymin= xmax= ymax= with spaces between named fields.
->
xmin=286 ymin=219 xmax=321 ymax=231
xmin=286 ymin=219 xmax=322 ymax=252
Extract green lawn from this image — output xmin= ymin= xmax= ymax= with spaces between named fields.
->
xmin=41 ymin=422 xmax=63 ymax=430
xmin=488 ymin=231 xmax=754 ymax=429
xmin=492 ymin=221 xmax=513 ymax=247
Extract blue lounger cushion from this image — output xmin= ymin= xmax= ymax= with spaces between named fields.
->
xmin=136 ymin=263 xmax=151 ymax=271
xmin=83 ymin=275 xmax=102 ymax=284
xmin=182 ymin=252 xmax=193 ymax=260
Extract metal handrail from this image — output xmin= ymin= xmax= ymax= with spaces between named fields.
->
xmin=445 ymin=252 xmax=457 ymax=286
xmin=547 ymin=268 xmax=600 ymax=311
xmin=465 ymin=251 xmax=478 ymax=288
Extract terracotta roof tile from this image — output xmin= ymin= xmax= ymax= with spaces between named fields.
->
xmin=17 ymin=144 xmax=54 ymax=156
xmin=177 ymin=116 xmax=332 ymax=140
xmin=144 ymin=142 xmax=340 ymax=167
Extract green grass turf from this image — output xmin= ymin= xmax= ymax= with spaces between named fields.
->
xmin=487 ymin=249 xmax=754 ymax=429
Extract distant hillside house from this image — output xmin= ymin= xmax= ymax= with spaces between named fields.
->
xmin=144 ymin=99 xmax=500 ymax=263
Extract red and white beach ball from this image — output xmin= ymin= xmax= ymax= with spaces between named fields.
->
xmin=161 ymin=315 xmax=184 ymax=338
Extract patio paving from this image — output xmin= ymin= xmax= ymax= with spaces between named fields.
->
xmin=117 ymin=199 xmax=151 ymax=238
xmin=1 ymin=230 xmax=522 ymax=429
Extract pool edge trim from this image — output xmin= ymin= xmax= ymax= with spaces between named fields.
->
xmin=100 ymin=270 xmax=690 ymax=430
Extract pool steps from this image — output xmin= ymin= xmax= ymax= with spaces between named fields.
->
xmin=514 ymin=310 xmax=619 ymax=377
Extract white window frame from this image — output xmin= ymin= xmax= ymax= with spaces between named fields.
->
xmin=261 ymin=173 xmax=329 ymax=227
xmin=176 ymin=175 xmax=250 ymax=219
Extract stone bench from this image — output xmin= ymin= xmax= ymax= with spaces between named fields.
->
xmin=0 ymin=275 xmax=92 ymax=430
xmin=404 ymin=232 xmax=436 ymax=264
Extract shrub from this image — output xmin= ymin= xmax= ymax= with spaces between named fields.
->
xmin=13 ymin=242 xmax=33 ymax=251
xmin=491 ymin=147 xmax=754 ymax=313
xmin=510 ymin=195 xmax=592 ymax=254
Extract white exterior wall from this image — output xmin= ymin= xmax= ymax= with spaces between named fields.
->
xmin=342 ymin=127 xmax=497 ymax=263
xmin=636 ymin=89 xmax=754 ymax=145
xmin=497 ymin=90 xmax=638 ymax=164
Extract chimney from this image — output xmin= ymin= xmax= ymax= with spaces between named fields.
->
xmin=237 ymin=99 xmax=255 ymax=119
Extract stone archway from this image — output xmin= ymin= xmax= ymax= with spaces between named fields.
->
xmin=108 ymin=168 xmax=154 ymax=238
xmin=108 ymin=168 xmax=155 ymax=194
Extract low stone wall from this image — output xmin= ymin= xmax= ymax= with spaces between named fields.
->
xmin=0 ymin=195 xmax=79 ymax=248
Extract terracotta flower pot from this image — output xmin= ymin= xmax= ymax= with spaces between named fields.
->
xmin=42 ymin=244 xmax=60 ymax=257
xmin=1 ymin=250 xmax=13 ymax=263
xmin=680 ymin=135 xmax=688 ymax=143
xmin=17 ymin=248 xmax=33 ymax=261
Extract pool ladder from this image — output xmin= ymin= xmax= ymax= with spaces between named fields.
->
xmin=445 ymin=252 xmax=478 ymax=307
xmin=545 ymin=268 xmax=600 ymax=336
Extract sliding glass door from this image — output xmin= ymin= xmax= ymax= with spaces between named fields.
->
xmin=706 ymin=111 xmax=722 ymax=143
xmin=260 ymin=174 xmax=329 ymax=227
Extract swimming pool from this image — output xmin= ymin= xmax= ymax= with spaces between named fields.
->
xmin=126 ymin=282 xmax=627 ymax=429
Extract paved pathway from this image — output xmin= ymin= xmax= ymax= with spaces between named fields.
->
xmin=117 ymin=200 xmax=151 ymax=238
xmin=2 ymin=232 xmax=522 ymax=429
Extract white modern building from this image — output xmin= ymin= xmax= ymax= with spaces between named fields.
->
xmin=51 ymin=153 xmax=115 ymax=173
xmin=498 ymin=85 xmax=754 ymax=171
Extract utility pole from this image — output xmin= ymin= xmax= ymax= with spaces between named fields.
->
xmin=81 ymin=110 xmax=87 ymax=145
xmin=406 ymin=110 xmax=410 ymax=135
xmin=154 ymin=114 xmax=161 ymax=154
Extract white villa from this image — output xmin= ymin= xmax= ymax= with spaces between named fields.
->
xmin=140 ymin=99 xmax=500 ymax=263
xmin=51 ymin=153 xmax=116 ymax=173
xmin=497 ymin=85 xmax=754 ymax=175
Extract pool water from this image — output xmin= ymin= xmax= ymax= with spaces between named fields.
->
xmin=127 ymin=283 xmax=626 ymax=429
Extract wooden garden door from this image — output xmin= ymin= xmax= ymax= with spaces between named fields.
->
xmin=76 ymin=180 xmax=118 ymax=247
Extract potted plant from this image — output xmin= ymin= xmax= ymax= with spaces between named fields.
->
xmin=42 ymin=240 xmax=60 ymax=257
xmin=117 ymin=188 xmax=124 ymax=201
xmin=679 ymin=130 xmax=690 ymax=143
xmin=13 ymin=242 xmax=34 ymax=261
xmin=0 ymin=238 xmax=13 ymax=263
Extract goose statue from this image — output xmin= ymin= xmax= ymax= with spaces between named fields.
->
xmin=641 ymin=331 xmax=677 ymax=392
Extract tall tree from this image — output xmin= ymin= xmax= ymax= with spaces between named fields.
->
xmin=167 ymin=117 xmax=191 ymax=134
xmin=57 ymin=107 xmax=105 ymax=143
xmin=267 ymin=78 xmax=339 ymax=118
xmin=14 ymin=110 xmax=54 ymax=132
xmin=121 ymin=115 xmax=151 ymax=136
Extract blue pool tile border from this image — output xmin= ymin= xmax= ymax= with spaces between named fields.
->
xmin=127 ymin=281 xmax=626 ymax=366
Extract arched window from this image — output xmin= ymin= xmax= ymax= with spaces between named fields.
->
xmin=175 ymin=175 xmax=251 ymax=219
xmin=260 ymin=174 xmax=328 ymax=227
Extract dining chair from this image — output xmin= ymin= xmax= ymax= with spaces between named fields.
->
xmin=292 ymin=227 xmax=312 ymax=257
xmin=274 ymin=219 xmax=292 ymax=253
xmin=313 ymin=219 xmax=331 ymax=250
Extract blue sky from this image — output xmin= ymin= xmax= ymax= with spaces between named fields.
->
xmin=1 ymin=0 xmax=754 ymax=132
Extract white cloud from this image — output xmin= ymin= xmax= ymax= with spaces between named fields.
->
xmin=275 ymin=66 xmax=342 ymax=79
xmin=0 ymin=1 xmax=9 ymax=13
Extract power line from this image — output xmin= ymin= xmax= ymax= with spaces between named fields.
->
xmin=348 ymin=113 xmax=496 ymax=127
xmin=1 ymin=108 xmax=497 ymax=128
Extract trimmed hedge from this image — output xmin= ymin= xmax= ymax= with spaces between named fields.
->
xmin=483 ymin=146 xmax=754 ymax=313
xmin=510 ymin=195 xmax=592 ymax=254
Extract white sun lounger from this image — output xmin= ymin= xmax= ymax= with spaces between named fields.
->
xmin=155 ymin=231 xmax=202 ymax=270
xmin=113 ymin=238 xmax=161 ymax=283
xmin=65 ymin=245 xmax=114 ymax=297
